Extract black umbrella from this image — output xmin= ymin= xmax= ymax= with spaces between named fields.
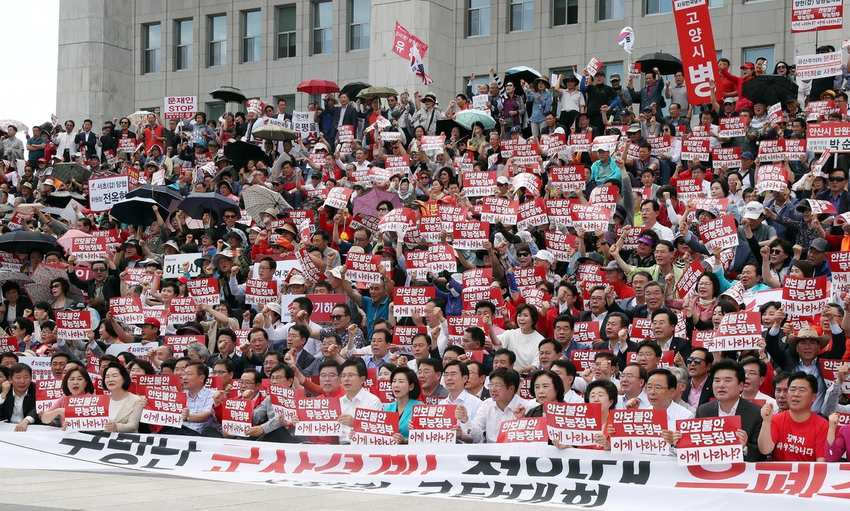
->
xmin=435 ymin=119 xmax=469 ymax=139
xmin=210 ymin=86 xmax=247 ymax=104
xmin=49 ymin=162 xmax=91 ymax=183
xmin=178 ymin=193 xmax=240 ymax=221
xmin=504 ymin=66 xmax=542 ymax=91
xmin=742 ymin=75 xmax=799 ymax=106
xmin=110 ymin=197 xmax=170 ymax=226
xmin=126 ymin=184 xmax=184 ymax=211
xmin=224 ymin=140 xmax=270 ymax=169
xmin=42 ymin=190 xmax=87 ymax=209
xmin=635 ymin=52 xmax=682 ymax=75
xmin=0 ymin=231 xmax=60 ymax=254
xmin=340 ymin=82 xmax=371 ymax=100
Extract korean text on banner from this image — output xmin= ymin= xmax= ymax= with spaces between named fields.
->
xmin=89 ymin=175 xmax=129 ymax=212
xmin=672 ymin=0 xmax=718 ymax=106
xmin=391 ymin=22 xmax=428 ymax=61
xmin=791 ymin=0 xmax=843 ymax=33
xmin=163 ymin=96 xmax=197 ymax=121
xmin=795 ymin=52 xmax=843 ymax=81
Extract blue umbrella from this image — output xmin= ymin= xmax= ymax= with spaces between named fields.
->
xmin=455 ymin=110 xmax=496 ymax=131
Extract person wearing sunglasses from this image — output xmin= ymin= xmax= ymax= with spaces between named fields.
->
xmin=682 ymin=348 xmax=714 ymax=410
xmin=815 ymin=168 xmax=850 ymax=213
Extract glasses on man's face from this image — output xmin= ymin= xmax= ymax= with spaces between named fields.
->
xmin=377 ymin=207 xmax=389 ymax=212
xmin=829 ymin=176 xmax=846 ymax=182
xmin=51 ymin=284 xmax=62 ymax=289
xmin=686 ymin=357 xmax=705 ymax=365
xmin=224 ymin=214 xmax=237 ymax=219
xmin=518 ymin=252 xmax=530 ymax=257
xmin=770 ymin=249 xmax=783 ymax=255
xmin=211 ymin=369 xmax=229 ymax=375
xmin=120 ymin=121 xmax=129 ymax=125
xmin=331 ymin=314 xmax=345 ymax=320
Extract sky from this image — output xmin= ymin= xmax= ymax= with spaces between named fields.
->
xmin=0 ymin=2 xmax=59 ymax=136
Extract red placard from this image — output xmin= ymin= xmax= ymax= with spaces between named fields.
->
xmin=0 ymin=336 xmax=19 ymax=353
xmin=392 ymin=325 xmax=427 ymax=347
xmin=244 ymin=279 xmax=278 ymax=306
xmin=548 ymin=164 xmax=587 ymax=194
xmin=516 ymin=198 xmax=549 ymax=231
xmin=711 ymin=147 xmax=742 ymax=170
xmin=570 ymin=203 xmax=612 ymax=232
xmin=672 ymin=0 xmax=718 ymax=106
xmin=452 ymin=221 xmax=490 ymax=251
xmin=630 ymin=318 xmax=654 ymax=343
xmin=140 ymin=386 xmax=187 ymax=427
xmin=570 ymin=349 xmax=604 ymax=371
xmin=806 ymin=122 xmax=850 ymax=153
xmin=717 ymin=117 xmax=749 ymax=138
xmin=676 ymin=260 xmax=705 ymax=298
xmin=70 ymin=236 xmax=109 ymax=262
xmin=55 ymin=310 xmax=92 ymax=340
xmin=109 ymin=296 xmax=144 ymax=325
xmin=497 ymin=416 xmax=548 ymax=443
xmin=221 ymin=398 xmax=255 ymax=437
xmin=572 ymin=322 xmax=600 ymax=345
xmin=588 ymin=183 xmax=619 ymax=208
xmin=323 ymin=187 xmax=354 ymax=209
xmin=391 ymin=22 xmax=428 ymax=60
xmin=167 ymin=296 xmax=197 ymax=325
xmin=697 ymin=215 xmax=738 ymax=252
xmin=545 ymin=198 xmax=575 ymax=226
xmin=408 ymin=404 xmax=458 ymax=445
xmin=680 ymin=137 xmax=711 ymax=161
xmin=163 ymin=335 xmax=205 ymax=355
xmin=392 ymin=286 xmax=436 ymax=318
xmin=544 ymin=402 xmax=603 ymax=447
xmin=186 ymin=278 xmax=220 ymax=306
xmin=35 ymin=379 xmax=63 ymax=413
xmin=350 ymin=408 xmax=400 ymax=445
xmin=706 ymin=311 xmax=763 ymax=352
xmin=295 ymin=397 xmax=342 ymax=436
xmin=675 ymin=416 xmax=743 ymax=466
xmin=791 ymin=0 xmax=843 ymax=32
xmin=378 ymin=208 xmax=417 ymax=235
xmin=610 ymin=409 xmax=669 ymax=455
xmin=544 ymin=230 xmax=577 ymax=262
xmin=268 ymin=385 xmax=297 ymax=425
xmin=480 ymin=198 xmax=519 ymax=225
xmin=462 ymin=171 xmax=496 ymax=198
xmin=131 ymin=373 xmax=183 ymax=393
xmin=345 ymin=252 xmax=384 ymax=284
xmin=782 ymin=276 xmax=829 ymax=318
xmin=64 ymin=394 xmax=110 ymax=431
xmin=568 ymin=132 xmax=592 ymax=153
xmin=819 ymin=359 xmax=850 ymax=394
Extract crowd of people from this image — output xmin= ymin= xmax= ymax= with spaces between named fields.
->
xmin=0 ymin=46 xmax=850 ymax=463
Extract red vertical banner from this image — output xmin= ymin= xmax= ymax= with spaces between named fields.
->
xmin=672 ymin=0 xmax=718 ymax=106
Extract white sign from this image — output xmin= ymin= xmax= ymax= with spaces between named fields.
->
xmin=163 ymin=96 xmax=197 ymax=121
xmin=163 ymin=253 xmax=203 ymax=278
xmin=88 ymin=175 xmax=129 ymax=212
xmin=795 ymin=51 xmax=843 ymax=81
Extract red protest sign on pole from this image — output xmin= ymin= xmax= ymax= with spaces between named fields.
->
xmin=391 ymin=22 xmax=429 ymax=61
xmin=676 ymin=416 xmax=743 ymax=465
xmin=610 ymin=409 xmax=669 ymax=455
xmin=672 ymin=0 xmax=718 ymax=106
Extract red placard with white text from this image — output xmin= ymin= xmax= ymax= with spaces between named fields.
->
xmin=186 ymin=278 xmax=220 ymax=306
xmin=109 ymin=296 xmax=144 ymax=325
xmin=304 ymin=293 xmax=348 ymax=323
xmin=244 ymin=279 xmax=278 ymax=306
xmin=268 ymin=385 xmax=298 ymax=424
xmin=140 ymin=386 xmax=187 ymax=428
xmin=392 ymin=286 xmax=436 ymax=318
xmin=676 ymin=260 xmax=705 ymax=298
xmin=610 ymin=409 xmax=669 ymax=455
xmin=345 ymin=252 xmax=384 ymax=284
xmin=791 ymin=0 xmax=843 ymax=32
xmin=544 ymin=402 xmax=603 ymax=447
xmin=452 ymin=221 xmax=490 ymax=250
xmin=697 ymin=215 xmax=738 ymax=252
xmin=221 ymin=398 xmax=255 ymax=437
xmin=572 ymin=322 xmax=600 ymax=345
xmin=295 ymin=397 xmax=342 ymax=437
xmin=64 ymin=394 xmax=110 ymax=431
xmin=497 ymin=417 xmax=548 ymax=444
xmin=350 ymin=408 xmax=400 ymax=445
xmin=409 ymin=405 xmax=458 ymax=445
xmin=167 ymin=297 xmax=197 ymax=325
xmin=676 ymin=416 xmax=743 ymax=466
xmin=782 ymin=276 xmax=829 ymax=318
xmin=35 ymin=379 xmax=63 ymax=413
xmin=55 ymin=310 xmax=92 ymax=340
xmin=570 ymin=349 xmax=605 ymax=371
xmin=819 ymin=359 xmax=850 ymax=394
xmin=391 ymin=22 xmax=428 ymax=60
xmin=706 ymin=311 xmax=763 ymax=352
xmin=71 ymin=236 xmax=109 ymax=262
xmin=672 ymin=0 xmax=718 ymax=105
xmin=548 ymin=165 xmax=587 ymax=194
xmin=163 ymin=335 xmax=205 ymax=355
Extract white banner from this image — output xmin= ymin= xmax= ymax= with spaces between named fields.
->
xmin=163 ymin=253 xmax=203 ymax=278
xmin=163 ymin=96 xmax=197 ymax=121
xmin=0 ymin=428 xmax=847 ymax=509
xmin=795 ymin=52 xmax=843 ymax=81
xmin=88 ymin=175 xmax=129 ymax=212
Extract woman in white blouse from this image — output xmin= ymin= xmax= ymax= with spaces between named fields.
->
xmin=101 ymin=362 xmax=144 ymax=433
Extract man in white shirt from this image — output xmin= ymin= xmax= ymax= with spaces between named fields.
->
xmin=642 ymin=368 xmax=693 ymax=430
xmin=460 ymin=368 xmax=535 ymax=443
xmin=616 ymin=363 xmax=651 ymax=409
xmin=337 ymin=359 xmax=383 ymax=443
xmin=0 ymin=364 xmax=37 ymax=429
xmin=53 ymin=120 xmax=77 ymax=162
xmin=440 ymin=361 xmax=481 ymax=425
xmin=640 ymin=199 xmax=674 ymax=242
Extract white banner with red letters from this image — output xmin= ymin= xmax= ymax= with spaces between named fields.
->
xmin=807 ymin=122 xmax=850 ymax=153
xmin=672 ymin=0 xmax=718 ymax=106
xmin=1 ymin=427 xmax=850 ymax=509
xmin=791 ymin=0 xmax=843 ymax=32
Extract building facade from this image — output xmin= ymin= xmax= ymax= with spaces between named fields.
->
xmin=57 ymin=0 xmax=848 ymax=126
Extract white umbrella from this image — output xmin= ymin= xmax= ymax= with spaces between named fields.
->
xmin=241 ymin=185 xmax=293 ymax=225
xmin=128 ymin=110 xmax=153 ymax=129
xmin=0 ymin=119 xmax=28 ymax=133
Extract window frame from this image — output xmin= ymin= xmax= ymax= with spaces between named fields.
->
xmin=348 ymin=0 xmax=370 ymax=51
xmin=174 ymin=18 xmax=193 ymax=71
xmin=275 ymin=4 xmax=297 ymax=59
xmin=207 ymin=14 xmax=227 ymax=68
xmin=552 ymin=0 xmax=578 ymax=26
xmin=142 ymin=22 xmax=161 ymax=74
xmin=509 ymin=0 xmax=534 ymax=32
xmin=240 ymin=9 xmax=262 ymax=63
xmin=312 ymin=0 xmax=333 ymax=55
xmin=596 ymin=0 xmax=624 ymax=21
xmin=466 ymin=0 xmax=491 ymax=37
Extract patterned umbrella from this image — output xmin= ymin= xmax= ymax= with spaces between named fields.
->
xmin=241 ymin=185 xmax=293 ymax=224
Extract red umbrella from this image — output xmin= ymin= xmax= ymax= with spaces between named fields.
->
xmin=297 ymin=79 xmax=340 ymax=95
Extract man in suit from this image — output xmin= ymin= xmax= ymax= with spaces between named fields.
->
xmin=66 ymin=258 xmax=121 ymax=318
xmin=465 ymin=360 xmax=490 ymax=400
xmin=683 ymin=347 xmax=714 ymax=409
xmin=285 ymin=324 xmax=315 ymax=372
xmin=0 ymin=364 xmax=38 ymax=429
xmin=74 ymin=119 xmax=99 ymax=159
xmin=695 ymin=359 xmax=764 ymax=461
xmin=651 ymin=308 xmax=692 ymax=360
xmin=329 ymin=92 xmax=359 ymax=145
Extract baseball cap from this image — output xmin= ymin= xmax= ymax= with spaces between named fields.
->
xmin=288 ymin=273 xmax=306 ymax=286
xmin=741 ymin=151 xmax=754 ymax=160
xmin=534 ymin=250 xmax=555 ymax=265
xmin=809 ymin=238 xmax=829 ymax=252
xmin=743 ymin=201 xmax=765 ymax=220
xmin=496 ymin=175 xmax=510 ymax=185
xmin=143 ymin=317 xmax=161 ymax=329
xmin=740 ymin=62 xmax=755 ymax=70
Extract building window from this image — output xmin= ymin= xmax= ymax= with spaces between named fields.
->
xmin=553 ymin=0 xmax=578 ymax=26
xmin=349 ymin=0 xmax=370 ymax=50
xmin=742 ymin=45 xmax=773 ymax=72
xmin=467 ymin=0 xmax=491 ymax=37
xmin=510 ymin=0 xmax=533 ymax=31
xmin=312 ymin=0 xmax=333 ymax=55
xmin=597 ymin=0 xmax=624 ymax=20
xmin=174 ymin=19 xmax=192 ymax=71
xmin=644 ymin=0 xmax=671 ymax=15
xmin=206 ymin=102 xmax=225 ymax=122
xmin=709 ymin=0 xmax=723 ymax=6
xmin=549 ymin=66 xmax=577 ymax=86
xmin=276 ymin=5 xmax=297 ymax=58
xmin=241 ymin=10 xmax=262 ymax=63
xmin=142 ymin=23 xmax=160 ymax=74
xmin=208 ymin=14 xmax=227 ymax=67
xmin=604 ymin=61 xmax=624 ymax=85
